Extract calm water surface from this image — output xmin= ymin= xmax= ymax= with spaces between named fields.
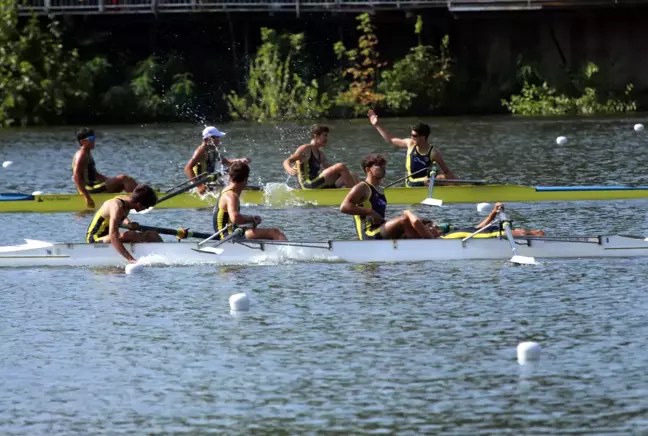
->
xmin=1 ymin=116 xmax=648 ymax=434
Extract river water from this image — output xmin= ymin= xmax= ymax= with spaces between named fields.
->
xmin=1 ymin=116 xmax=648 ymax=434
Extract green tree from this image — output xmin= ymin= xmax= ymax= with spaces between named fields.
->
xmin=379 ymin=16 xmax=453 ymax=114
xmin=226 ymin=28 xmax=330 ymax=121
xmin=0 ymin=0 xmax=95 ymax=126
xmin=333 ymin=13 xmax=385 ymax=116
xmin=502 ymin=62 xmax=636 ymax=116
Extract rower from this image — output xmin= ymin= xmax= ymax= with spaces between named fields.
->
xmin=283 ymin=124 xmax=357 ymax=189
xmin=184 ymin=126 xmax=250 ymax=195
xmin=425 ymin=202 xmax=546 ymax=239
xmin=85 ymin=184 xmax=162 ymax=264
xmin=340 ymin=153 xmax=435 ymax=240
xmin=72 ymin=128 xmax=138 ymax=209
xmin=213 ymin=161 xmax=287 ymax=241
xmin=367 ymin=110 xmax=456 ymax=187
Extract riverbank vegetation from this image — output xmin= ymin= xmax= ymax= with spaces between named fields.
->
xmin=0 ymin=2 xmax=638 ymax=126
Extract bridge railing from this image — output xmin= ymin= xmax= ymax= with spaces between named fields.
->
xmin=16 ymin=0 xmax=648 ymax=15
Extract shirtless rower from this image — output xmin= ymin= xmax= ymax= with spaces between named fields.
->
xmin=72 ymin=128 xmax=138 ymax=209
xmin=367 ymin=110 xmax=456 ymax=186
xmin=214 ymin=161 xmax=287 ymax=241
xmin=185 ymin=126 xmax=250 ymax=195
xmin=340 ymin=153 xmax=434 ymax=240
xmin=85 ymin=184 xmax=162 ymax=264
xmin=424 ymin=202 xmax=546 ymax=239
xmin=283 ymin=124 xmax=357 ymax=189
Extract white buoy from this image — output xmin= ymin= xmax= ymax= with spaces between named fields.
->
xmin=634 ymin=123 xmax=644 ymax=132
xmin=517 ymin=341 xmax=542 ymax=365
xmin=31 ymin=191 xmax=43 ymax=196
xmin=229 ymin=292 xmax=250 ymax=312
xmin=477 ymin=202 xmax=491 ymax=214
xmin=125 ymin=263 xmax=144 ymax=275
xmin=556 ymin=136 xmax=567 ymax=145
xmin=2 ymin=161 xmax=13 ymax=168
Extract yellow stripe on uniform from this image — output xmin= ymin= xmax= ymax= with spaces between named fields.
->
xmin=86 ymin=212 xmax=108 ymax=243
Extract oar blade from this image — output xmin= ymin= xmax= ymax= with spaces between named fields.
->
xmin=421 ymin=198 xmax=443 ymax=207
xmin=510 ymin=254 xmax=536 ymax=265
xmin=196 ymin=247 xmax=225 ymax=255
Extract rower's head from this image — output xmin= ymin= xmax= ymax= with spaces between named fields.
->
xmin=422 ymin=219 xmax=444 ymax=238
xmin=310 ymin=124 xmax=329 ymax=147
xmin=202 ymin=126 xmax=226 ymax=147
xmin=410 ymin=123 xmax=431 ymax=144
xmin=361 ymin=153 xmax=387 ymax=180
xmin=130 ymin=184 xmax=158 ymax=211
xmin=228 ymin=161 xmax=250 ymax=186
xmin=77 ymin=128 xmax=96 ymax=150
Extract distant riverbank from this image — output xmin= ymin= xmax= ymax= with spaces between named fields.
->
xmin=2 ymin=4 xmax=646 ymax=126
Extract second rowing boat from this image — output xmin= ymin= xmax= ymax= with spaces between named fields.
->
xmin=2 ymin=183 xmax=648 ymax=213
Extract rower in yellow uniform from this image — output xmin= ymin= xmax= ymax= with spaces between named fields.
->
xmin=424 ymin=202 xmax=546 ymax=239
xmin=214 ymin=161 xmax=287 ymax=241
xmin=340 ymin=154 xmax=435 ymax=240
xmin=283 ymin=124 xmax=357 ymax=189
xmin=72 ymin=128 xmax=138 ymax=209
xmin=367 ymin=110 xmax=456 ymax=187
xmin=184 ymin=126 xmax=250 ymax=195
xmin=85 ymin=184 xmax=162 ymax=264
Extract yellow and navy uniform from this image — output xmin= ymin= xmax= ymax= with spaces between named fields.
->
xmin=440 ymin=223 xmax=503 ymax=239
xmin=86 ymin=198 xmax=127 ymax=243
xmin=297 ymin=148 xmax=333 ymax=190
xmin=405 ymin=146 xmax=436 ymax=187
xmin=73 ymin=153 xmax=106 ymax=194
xmin=192 ymin=146 xmax=219 ymax=178
xmin=213 ymin=187 xmax=243 ymax=240
xmin=354 ymin=182 xmax=387 ymax=240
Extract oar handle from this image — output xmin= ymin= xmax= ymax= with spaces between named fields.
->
xmin=157 ymin=173 xmax=212 ymax=204
xmin=384 ymin=167 xmax=428 ymax=189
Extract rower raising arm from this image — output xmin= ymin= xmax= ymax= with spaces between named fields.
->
xmin=367 ymin=110 xmax=456 ymax=185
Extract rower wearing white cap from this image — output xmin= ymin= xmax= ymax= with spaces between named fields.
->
xmin=184 ymin=126 xmax=249 ymax=195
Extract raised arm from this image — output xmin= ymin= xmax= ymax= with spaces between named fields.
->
xmin=476 ymin=202 xmax=503 ymax=229
xmin=108 ymin=203 xmax=136 ymax=263
xmin=72 ymin=149 xmax=95 ymax=209
xmin=367 ymin=110 xmax=409 ymax=149
xmin=282 ymin=144 xmax=309 ymax=176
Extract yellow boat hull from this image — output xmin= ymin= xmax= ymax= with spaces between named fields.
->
xmin=2 ymin=184 xmax=648 ymax=213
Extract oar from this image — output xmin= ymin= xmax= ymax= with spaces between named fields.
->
xmin=132 ymin=173 xmax=212 ymax=214
xmin=164 ymin=172 xmax=209 ymax=196
xmin=120 ymin=224 xmax=213 ymax=240
xmin=385 ymin=169 xmax=487 ymax=189
xmin=384 ymin=168 xmax=427 ymax=188
xmin=498 ymin=208 xmax=536 ymax=265
xmin=420 ymin=167 xmax=443 ymax=207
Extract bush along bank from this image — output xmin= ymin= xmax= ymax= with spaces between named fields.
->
xmin=0 ymin=4 xmax=637 ymax=127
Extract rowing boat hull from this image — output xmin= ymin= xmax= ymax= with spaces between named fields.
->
xmin=2 ymin=184 xmax=648 ymax=213
xmin=2 ymin=235 xmax=648 ymax=267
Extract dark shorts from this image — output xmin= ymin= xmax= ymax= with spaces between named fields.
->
xmin=86 ymin=181 xmax=107 ymax=194
xmin=299 ymin=175 xmax=336 ymax=190
xmin=86 ymin=231 xmax=108 ymax=243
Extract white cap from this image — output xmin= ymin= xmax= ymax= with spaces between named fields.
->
xmin=202 ymin=126 xmax=226 ymax=139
